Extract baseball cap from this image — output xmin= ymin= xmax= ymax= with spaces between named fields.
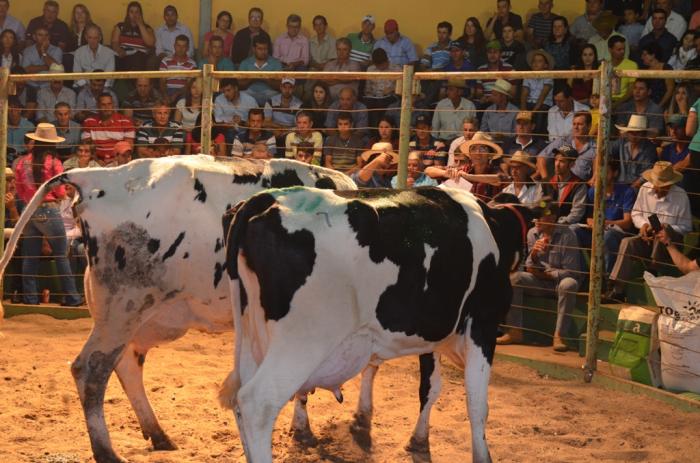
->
xmin=114 ymin=141 xmax=133 ymax=154
xmin=515 ymin=111 xmax=533 ymax=122
xmin=553 ymin=145 xmax=579 ymax=159
xmin=415 ymin=114 xmax=431 ymax=127
xmin=486 ymin=40 xmax=501 ymax=50
xmin=666 ymin=114 xmax=687 ymax=129
xmin=384 ymin=19 xmax=399 ymax=33
xmin=448 ymin=40 xmax=464 ymax=50
xmin=362 ymin=15 xmax=375 ymax=25
xmin=281 ymin=77 xmax=296 ymax=86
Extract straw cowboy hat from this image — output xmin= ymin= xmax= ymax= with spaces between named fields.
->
xmin=615 ymin=114 xmax=648 ymax=132
xmin=5 ymin=168 xmax=14 ymax=177
xmin=446 ymin=78 xmax=467 ymax=89
xmin=459 ymin=131 xmax=504 ymax=160
xmin=593 ymin=11 xmax=618 ymax=33
xmin=526 ymin=49 xmax=555 ymax=70
xmin=507 ymin=151 xmax=536 ymax=170
xmin=491 ymin=79 xmax=512 ymax=97
xmin=642 ymin=161 xmax=683 ymax=188
xmin=26 ymin=123 xmax=65 ymax=143
xmin=360 ymin=142 xmax=399 ymax=163
xmin=48 ymin=63 xmax=65 ymax=73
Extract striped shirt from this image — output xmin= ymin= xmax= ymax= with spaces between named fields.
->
xmin=347 ymin=32 xmax=374 ymax=65
xmin=117 ymin=22 xmax=152 ymax=55
xmin=527 ymin=13 xmax=555 ymax=45
xmin=136 ymin=121 xmax=186 ymax=149
xmin=159 ymin=56 xmax=197 ymax=91
xmin=81 ymin=113 xmax=136 ymax=161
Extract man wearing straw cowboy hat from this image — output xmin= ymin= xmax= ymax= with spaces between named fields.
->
xmin=481 ymin=78 xmax=519 ymax=141
xmin=352 ymin=142 xmax=399 ymax=188
xmin=13 ymin=123 xmax=83 ymax=306
xmin=501 ymin=151 xmax=542 ymax=206
xmin=610 ymin=113 xmax=657 ymax=188
xmin=605 ymin=161 xmax=693 ymax=302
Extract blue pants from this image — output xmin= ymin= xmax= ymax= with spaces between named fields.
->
xmin=21 ymin=205 xmax=81 ymax=305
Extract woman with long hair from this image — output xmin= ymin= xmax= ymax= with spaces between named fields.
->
xmin=1 ymin=29 xmax=21 ymax=70
xmin=111 ymin=1 xmax=155 ymax=71
xmin=457 ymin=17 xmax=487 ymax=67
xmin=14 ymin=123 xmax=82 ymax=306
xmin=569 ymin=44 xmax=599 ymax=105
xmin=368 ymin=116 xmax=399 ymax=149
xmin=304 ymin=80 xmax=331 ymax=132
xmin=69 ymin=4 xmax=94 ymax=51
xmin=544 ymin=16 xmax=575 ymax=70
xmin=175 ymin=77 xmax=203 ymax=132
xmin=203 ymin=11 xmax=234 ymax=58
xmin=665 ymin=82 xmax=695 ymax=122
xmin=641 ymin=42 xmax=675 ymax=108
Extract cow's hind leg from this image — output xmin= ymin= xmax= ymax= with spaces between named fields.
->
xmin=464 ymin=323 xmax=496 ymax=463
xmin=406 ymin=353 xmax=442 ymax=455
xmin=350 ymin=360 xmax=379 ymax=449
xmin=290 ymin=395 xmax=318 ymax=446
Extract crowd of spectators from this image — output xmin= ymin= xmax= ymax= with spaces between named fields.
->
xmin=3 ymin=0 xmax=700 ymax=345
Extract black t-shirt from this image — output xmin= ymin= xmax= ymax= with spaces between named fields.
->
xmin=25 ymin=17 xmax=71 ymax=49
xmin=486 ymin=12 xmax=524 ymax=41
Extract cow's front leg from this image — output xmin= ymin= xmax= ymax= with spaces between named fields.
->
xmin=350 ymin=360 xmax=380 ymax=448
xmin=406 ymin=353 xmax=442 ymax=455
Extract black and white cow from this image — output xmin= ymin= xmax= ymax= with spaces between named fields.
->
xmin=0 ymin=156 xmax=362 ymax=463
xmin=220 ymin=186 xmax=532 ymax=463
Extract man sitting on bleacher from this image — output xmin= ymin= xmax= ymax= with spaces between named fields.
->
xmin=605 ymin=162 xmax=693 ymax=302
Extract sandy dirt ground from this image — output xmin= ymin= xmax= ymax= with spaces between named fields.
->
xmin=0 ymin=314 xmax=699 ymax=463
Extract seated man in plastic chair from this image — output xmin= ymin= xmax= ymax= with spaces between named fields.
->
xmin=498 ymin=200 xmax=583 ymax=352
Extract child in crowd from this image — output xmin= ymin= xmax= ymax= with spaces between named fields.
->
xmin=500 ymin=24 xmax=526 ymax=70
xmin=617 ymin=7 xmax=644 ymax=56
xmin=668 ymin=31 xmax=698 ymax=72
xmin=521 ymin=50 xmax=553 ymax=136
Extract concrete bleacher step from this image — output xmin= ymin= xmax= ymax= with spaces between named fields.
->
xmin=578 ymin=329 xmax=616 ymax=360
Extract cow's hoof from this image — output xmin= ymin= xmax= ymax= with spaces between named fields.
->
xmin=349 ymin=414 xmax=372 ymax=450
xmin=94 ymin=449 xmax=128 ymax=463
xmin=405 ymin=436 xmax=431 ymax=456
xmin=151 ymin=431 xmax=178 ymax=451
xmin=291 ymin=428 xmax=318 ymax=447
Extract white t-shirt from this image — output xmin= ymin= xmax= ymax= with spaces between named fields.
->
xmin=176 ymin=98 xmax=201 ymax=131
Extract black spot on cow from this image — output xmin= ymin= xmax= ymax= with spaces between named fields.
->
xmin=345 ymin=187 xmax=474 ymax=342
xmin=263 ymin=168 xmax=304 ymax=189
xmin=82 ymin=345 xmax=125 ymax=410
xmin=147 ymin=239 xmax=160 ymax=254
xmin=96 ymin=190 xmax=105 ymax=198
xmin=164 ymin=289 xmax=181 ymax=301
xmin=314 ymin=176 xmax=337 ymax=190
xmin=162 ymin=232 xmax=186 ymax=262
xmin=139 ymin=294 xmax=155 ymax=313
xmin=239 ymin=282 xmax=248 ymax=314
xmin=114 ymin=246 xmax=126 ymax=270
xmin=80 ymin=219 xmax=99 ymax=266
xmin=418 ymin=354 xmax=436 ymax=411
xmin=214 ymin=238 xmax=223 ymax=253
xmin=135 ymin=352 xmax=145 ymax=367
xmin=213 ymin=262 xmax=225 ymax=288
xmin=194 ymin=178 xmax=207 ymax=203
xmin=146 ymin=211 xmax=151 ymax=219
xmin=233 ymin=173 xmax=263 ymax=185
xmin=125 ymin=300 xmax=136 ymax=312
xmin=183 ymin=252 xmax=189 ymax=259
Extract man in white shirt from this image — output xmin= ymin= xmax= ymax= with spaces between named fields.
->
xmin=213 ymin=78 xmax=258 ymax=129
xmin=36 ymin=64 xmax=75 ymax=122
xmin=432 ymin=79 xmax=477 ymax=143
xmin=154 ymin=5 xmax=194 ymax=60
xmin=641 ymin=0 xmax=687 ymax=41
xmin=547 ymin=83 xmax=589 ymax=142
xmin=72 ymin=25 xmax=115 ymax=89
xmin=606 ymin=161 xmax=693 ymax=302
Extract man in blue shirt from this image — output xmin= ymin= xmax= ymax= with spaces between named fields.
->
xmin=373 ymin=19 xmax=418 ymax=67
xmin=21 ymin=24 xmax=62 ymax=91
xmin=238 ymin=35 xmax=283 ymax=106
xmin=421 ymin=21 xmax=452 ymax=70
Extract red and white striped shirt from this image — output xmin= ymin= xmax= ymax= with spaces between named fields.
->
xmin=82 ymin=113 xmax=136 ymax=161
xmin=159 ymin=56 xmax=197 ymax=91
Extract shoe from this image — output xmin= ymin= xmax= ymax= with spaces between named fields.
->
xmin=497 ymin=329 xmax=523 ymax=345
xmin=552 ymin=336 xmax=568 ymax=352
xmin=61 ymin=299 xmax=85 ymax=307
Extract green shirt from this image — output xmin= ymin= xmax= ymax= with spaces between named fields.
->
xmin=690 ymin=97 xmax=700 ymax=152
xmin=347 ymin=32 xmax=374 ymax=65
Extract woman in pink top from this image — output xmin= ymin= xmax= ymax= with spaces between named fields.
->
xmin=203 ymin=11 xmax=234 ymax=58
xmin=14 ymin=123 xmax=82 ymax=306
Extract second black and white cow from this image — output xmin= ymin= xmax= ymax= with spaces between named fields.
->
xmin=220 ymin=186 xmax=532 ymax=463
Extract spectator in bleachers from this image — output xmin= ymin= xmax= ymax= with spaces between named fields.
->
xmin=685 ymin=91 xmax=700 ymax=217
xmin=64 ymin=3 xmax=93 ymax=71
xmin=475 ymin=41 xmax=516 ymax=108
xmin=391 ymin=151 xmax=439 ymax=188
xmin=570 ymin=0 xmax=603 ymax=43
xmin=611 ymin=114 xmax=657 ymax=187
xmin=21 ymin=24 xmax=62 ymax=92
xmin=25 ymin=1 xmax=69 ymax=51
xmin=521 ymin=49 xmax=554 ymax=135
xmin=503 ymin=111 xmax=547 ymax=156
xmin=155 ymin=5 xmax=194 ymax=62
xmin=421 ymin=21 xmax=452 ymax=71
xmin=461 ymin=132 xmax=505 ymax=200
xmin=660 ymin=115 xmax=690 ymax=185
xmin=637 ymin=8 xmax=678 ymax=65
xmin=14 ymin=123 xmax=82 ymax=306
xmin=500 ymin=24 xmax=527 ymax=70
xmin=231 ymin=7 xmax=270 ymax=67
xmin=481 ymin=79 xmax=518 ymax=141
xmin=484 ymin=0 xmax=524 ymax=41
xmin=364 ymin=48 xmax=400 ymax=128
xmin=609 ymin=36 xmax=638 ymax=108
xmin=75 ymin=73 xmax=119 ymax=122
xmin=136 ymin=101 xmax=185 ymax=158
xmin=324 ymin=38 xmax=362 ymax=100
xmin=369 ymin=116 xmax=399 ymax=150
xmin=325 ymin=87 xmax=368 ymax=140
xmin=238 ymin=35 xmax=282 ymax=106
xmin=456 ymin=17 xmax=487 ymax=68
xmin=432 ymin=79 xmax=477 ymax=143
xmin=668 ymin=31 xmax=697 ymax=71
xmin=72 ymin=25 xmax=115 ymax=90
xmin=213 ymin=78 xmax=258 ymax=134
xmin=640 ymin=43 xmax=675 ymax=108
xmin=303 ymin=80 xmax=331 ymax=131
xmin=526 ymin=0 xmax=558 ymax=49
xmin=293 ymin=141 xmax=314 ymax=164
xmin=174 ymin=77 xmax=202 ymax=133
xmin=273 ymin=14 xmax=309 ymax=71
xmin=52 ymin=102 xmax=81 ymax=160
xmin=538 ymin=111 xmax=596 ymax=181
xmin=501 ymin=150 xmax=542 ymax=206
xmin=111 ymin=1 xmax=155 ymax=72
xmin=606 ymin=161 xmax=693 ymax=302
xmin=159 ymin=34 xmax=196 ymax=104
xmin=352 ymin=142 xmax=397 ymax=187
xmin=641 ymin=0 xmax=686 ymax=41
xmin=447 ymin=117 xmax=478 ymax=163
xmin=657 ymin=228 xmax=700 ymax=274
xmin=1 ymin=29 xmax=21 ymax=69
xmin=264 ymin=78 xmax=302 ymax=144
xmin=502 ymin=200 xmax=582 ymax=351
xmin=590 ymin=12 xmax=629 ymax=63
xmin=614 ymin=79 xmax=665 ymax=136
xmin=665 ymin=82 xmax=693 ymax=123
xmin=202 ymin=11 xmax=234 ymax=59
xmin=544 ymin=16 xmax=575 ymax=70
xmin=347 ymin=15 xmax=375 ymax=69
xmin=36 ymin=64 xmax=75 ymax=122
xmin=617 ymin=6 xmax=644 ymax=57
xmin=569 ymin=45 xmax=599 ymax=105
xmin=186 ymin=113 xmax=226 ymax=156
xmin=547 ymin=83 xmax=590 ymax=142
xmin=231 ymin=108 xmax=276 ymax=158
xmin=542 ymin=145 xmax=587 ymax=224
xmin=324 ymin=112 xmax=365 ymax=171
xmin=373 ymin=19 xmax=418 ymax=67
xmin=284 ymin=110 xmax=322 ymax=163
xmin=81 ymin=93 xmax=135 ymax=164
xmin=309 ymin=15 xmax=336 ymax=72
xmin=7 ymin=96 xmax=34 ymax=162
xmin=123 ymin=77 xmax=162 ymax=126
xmin=198 ymin=35 xmax=234 ymax=71
xmin=63 ymin=142 xmax=100 ymax=170
xmin=410 ymin=114 xmax=448 ymax=167
xmin=442 ymin=40 xmax=476 ymax=75
xmin=0 ymin=0 xmax=26 ymax=45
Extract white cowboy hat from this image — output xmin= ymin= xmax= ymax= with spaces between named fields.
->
xmin=641 ymin=161 xmax=683 ymax=188
xmin=491 ymin=79 xmax=512 ymax=97
xmin=507 ymin=151 xmax=536 ymax=170
xmin=615 ymin=114 xmax=648 ymax=132
xmin=360 ymin=142 xmax=399 ymax=164
xmin=459 ymin=131 xmax=504 ymax=160
xmin=26 ymin=123 xmax=66 ymax=143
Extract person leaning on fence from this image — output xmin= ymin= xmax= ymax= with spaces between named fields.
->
xmin=685 ymin=95 xmax=700 ymax=218
xmin=323 ymin=112 xmax=365 ymax=172
xmin=231 ymin=108 xmax=276 ymax=158
xmin=390 ymin=151 xmax=439 ymax=189
xmin=13 ymin=123 xmax=82 ymax=307
xmin=499 ymin=199 xmax=582 ymax=352
xmin=135 ymin=100 xmax=185 ymax=158
xmin=657 ymin=227 xmax=700 ymax=274
xmin=351 ymin=142 xmax=398 ymax=188
xmin=605 ymin=161 xmax=693 ymax=303
xmin=447 ymin=117 xmax=479 ymax=164
xmin=293 ymin=141 xmax=315 ymax=164
xmin=284 ymin=110 xmax=322 ymax=163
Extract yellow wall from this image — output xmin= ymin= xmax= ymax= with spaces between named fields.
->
xmin=13 ymin=0 xmax=583 ymax=54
